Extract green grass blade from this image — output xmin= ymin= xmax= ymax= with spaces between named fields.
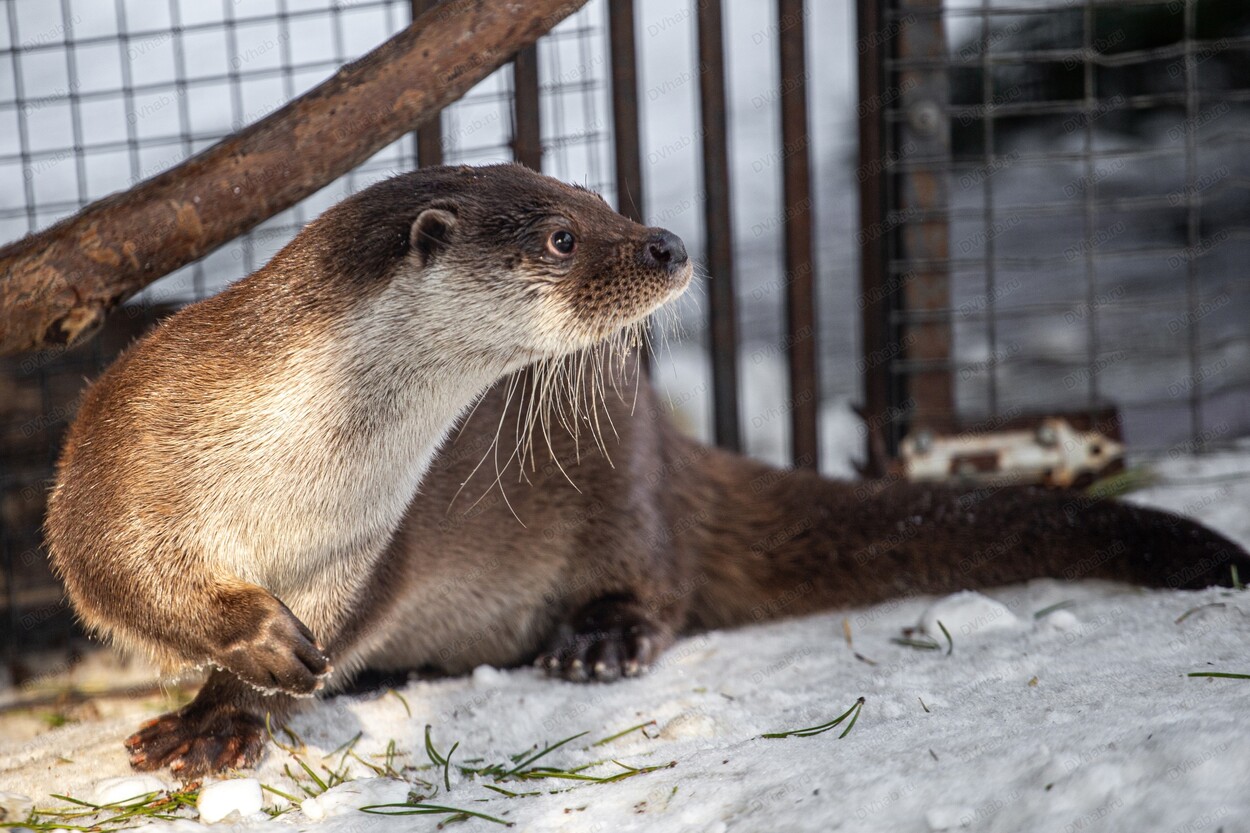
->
xmin=359 ymin=802 xmax=511 ymax=826
xmin=425 ymin=725 xmax=447 ymax=767
xmin=891 ymin=637 xmax=940 ymax=651
xmin=328 ymin=731 xmax=363 ymax=759
xmin=500 ymin=731 xmax=589 ymax=779
xmin=260 ymin=784 xmax=302 ymax=804
xmin=763 ymin=697 xmax=866 ymax=739
xmin=444 ymin=741 xmax=460 ymax=792
xmin=1033 ymin=600 xmax=1075 ymax=619
xmin=46 ymin=796 xmax=101 ymax=810
xmin=591 ymin=721 xmax=656 ymax=747
xmin=347 ymin=750 xmax=386 ymax=777
xmin=389 ymin=688 xmax=412 ymax=717
xmin=294 ymin=755 xmax=329 ymax=793
xmin=482 ymin=785 xmax=529 ymax=798
xmin=838 ymin=697 xmax=865 ymax=738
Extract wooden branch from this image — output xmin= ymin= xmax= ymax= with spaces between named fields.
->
xmin=0 ymin=0 xmax=588 ymax=357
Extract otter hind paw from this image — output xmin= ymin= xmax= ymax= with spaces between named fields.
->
xmin=537 ymin=595 xmax=669 ymax=683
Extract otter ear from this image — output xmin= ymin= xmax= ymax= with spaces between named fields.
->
xmin=410 ymin=206 xmax=458 ymax=266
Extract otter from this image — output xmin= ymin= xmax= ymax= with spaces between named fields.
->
xmin=44 ymin=164 xmax=691 ymax=775
xmin=47 ymin=169 xmax=1249 ymax=781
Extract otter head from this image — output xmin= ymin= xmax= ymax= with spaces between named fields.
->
xmin=327 ymin=164 xmax=691 ymax=366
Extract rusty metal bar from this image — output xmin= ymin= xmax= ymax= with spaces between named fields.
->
xmin=778 ymin=0 xmax=818 ymax=470
xmin=607 ymin=0 xmax=644 ymax=224
xmin=411 ymin=0 xmax=444 ymax=166
xmin=858 ymin=0 xmax=895 ymax=473
xmin=0 ymin=0 xmax=590 ymax=357
xmin=607 ymin=0 xmax=652 ymax=369
xmin=696 ymin=0 xmax=741 ymax=452
xmin=896 ymin=0 xmax=954 ymax=435
xmin=513 ymin=44 xmax=543 ymax=169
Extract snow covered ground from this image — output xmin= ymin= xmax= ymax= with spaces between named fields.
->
xmin=3 ymin=444 xmax=1250 ymax=832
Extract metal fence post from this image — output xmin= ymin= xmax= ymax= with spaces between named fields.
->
xmin=895 ymin=0 xmax=954 ymax=438
xmin=778 ymin=0 xmax=819 ymax=469
xmin=697 ymin=0 xmax=742 ymax=452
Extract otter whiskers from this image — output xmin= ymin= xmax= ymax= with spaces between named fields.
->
xmin=453 ymin=318 xmax=654 ymax=520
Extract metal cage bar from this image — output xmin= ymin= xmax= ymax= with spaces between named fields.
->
xmin=411 ymin=0 xmax=445 ymax=166
xmin=778 ymin=0 xmax=820 ymax=469
xmin=512 ymin=45 xmax=543 ymax=169
xmin=607 ymin=0 xmax=643 ymax=224
xmin=696 ymin=0 xmax=742 ymax=453
xmin=858 ymin=0 xmax=896 ymax=473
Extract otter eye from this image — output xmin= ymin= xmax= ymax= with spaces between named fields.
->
xmin=547 ymin=230 xmax=576 ymax=258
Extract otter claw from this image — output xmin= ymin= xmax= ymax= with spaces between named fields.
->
xmin=125 ymin=706 xmax=267 ymax=778
xmin=538 ymin=595 xmax=667 ymax=683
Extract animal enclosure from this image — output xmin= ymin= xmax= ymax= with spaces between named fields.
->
xmin=2 ymin=0 xmax=1249 ymax=679
xmin=859 ymin=0 xmax=1250 ymax=464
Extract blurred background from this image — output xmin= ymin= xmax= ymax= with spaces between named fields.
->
xmin=2 ymin=0 xmax=1248 ymax=679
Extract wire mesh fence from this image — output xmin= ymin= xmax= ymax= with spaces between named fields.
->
xmin=2 ymin=0 xmax=857 ymax=676
xmin=9 ymin=0 xmax=1242 ymax=679
xmin=0 ymin=0 xmax=619 ymax=673
xmin=862 ymin=0 xmax=1250 ymax=458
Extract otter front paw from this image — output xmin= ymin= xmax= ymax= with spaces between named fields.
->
xmin=125 ymin=707 xmax=267 ymax=778
xmin=537 ymin=594 xmax=669 ymax=682
xmin=215 ymin=601 xmax=332 ymax=696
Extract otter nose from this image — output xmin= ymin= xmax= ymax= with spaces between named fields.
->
xmin=640 ymin=229 xmax=688 ymax=271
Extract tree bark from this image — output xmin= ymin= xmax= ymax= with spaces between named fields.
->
xmin=0 ymin=0 xmax=587 ymax=357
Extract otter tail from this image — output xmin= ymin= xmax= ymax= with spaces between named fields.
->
xmin=672 ymin=439 xmax=1249 ymax=629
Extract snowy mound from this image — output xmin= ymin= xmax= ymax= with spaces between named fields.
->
xmin=918 ymin=590 xmax=1023 ymax=641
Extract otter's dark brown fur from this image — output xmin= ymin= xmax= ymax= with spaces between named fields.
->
xmin=120 ymin=356 xmax=1249 ymax=777
xmin=385 ymin=366 xmax=1250 ymax=675
xmin=45 ymin=165 xmax=692 ymax=775
xmin=45 ymin=170 xmax=1247 ymax=780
